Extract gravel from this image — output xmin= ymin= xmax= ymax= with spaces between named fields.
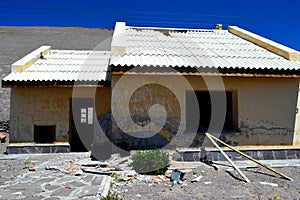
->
xmin=110 ymin=162 xmax=300 ymax=200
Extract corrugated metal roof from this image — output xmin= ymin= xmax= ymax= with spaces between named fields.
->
xmin=3 ymin=50 xmax=110 ymax=82
xmin=110 ymin=27 xmax=300 ymax=71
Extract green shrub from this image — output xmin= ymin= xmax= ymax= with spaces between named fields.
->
xmin=129 ymin=149 xmax=170 ymax=175
xmin=101 ymin=192 xmax=123 ymax=200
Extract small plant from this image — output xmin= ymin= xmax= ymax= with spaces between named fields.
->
xmin=273 ymin=194 xmax=280 ymax=200
xmin=111 ymin=173 xmax=122 ymax=183
xmin=129 ymin=149 xmax=170 ymax=175
xmin=101 ymin=192 xmax=123 ymax=200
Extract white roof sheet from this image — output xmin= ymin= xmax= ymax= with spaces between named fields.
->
xmin=3 ymin=50 xmax=110 ymax=82
xmin=110 ymin=28 xmax=300 ymax=71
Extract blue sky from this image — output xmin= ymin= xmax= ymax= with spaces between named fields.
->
xmin=1 ymin=0 xmax=300 ymax=50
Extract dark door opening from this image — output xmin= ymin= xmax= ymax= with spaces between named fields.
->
xmin=34 ymin=125 xmax=56 ymax=143
xmin=70 ymin=98 xmax=94 ymax=152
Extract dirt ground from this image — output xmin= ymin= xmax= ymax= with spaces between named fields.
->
xmin=110 ymin=165 xmax=300 ymax=200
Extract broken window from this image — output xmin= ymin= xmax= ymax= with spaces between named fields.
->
xmin=34 ymin=125 xmax=56 ymax=143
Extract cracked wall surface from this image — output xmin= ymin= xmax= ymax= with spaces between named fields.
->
xmin=10 ymin=87 xmax=110 ymax=143
xmin=111 ymin=74 xmax=299 ymax=147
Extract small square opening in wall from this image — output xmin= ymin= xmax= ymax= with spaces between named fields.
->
xmin=34 ymin=125 xmax=56 ymax=143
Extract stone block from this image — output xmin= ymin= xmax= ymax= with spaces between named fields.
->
xmin=41 ymin=146 xmax=51 ymax=153
xmin=172 ymin=152 xmax=183 ymax=161
xmin=263 ymin=150 xmax=274 ymax=160
xmin=7 ymin=146 xmax=20 ymax=154
xmin=20 ymin=146 xmax=38 ymax=154
xmin=51 ymin=146 xmax=69 ymax=153
xmin=252 ymin=150 xmax=264 ymax=160
xmin=226 ymin=151 xmax=245 ymax=161
xmin=273 ymin=150 xmax=286 ymax=159
xmin=210 ymin=151 xmax=220 ymax=161
xmin=286 ymin=149 xmax=297 ymax=159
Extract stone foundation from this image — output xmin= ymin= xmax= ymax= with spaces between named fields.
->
xmin=174 ymin=147 xmax=300 ymax=161
xmin=7 ymin=143 xmax=70 ymax=154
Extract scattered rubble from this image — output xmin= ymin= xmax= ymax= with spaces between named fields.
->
xmin=259 ymin=181 xmax=279 ymax=187
xmin=64 ymin=183 xmax=72 ymax=189
xmin=191 ymin=175 xmax=203 ymax=183
xmin=28 ymin=167 xmax=36 ymax=171
xmin=0 ymin=150 xmax=299 ymax=199
xmin=0 ymin=133 xmax=6 ymax=143
xmin=74 ymin=169 xmax=83 ymax=176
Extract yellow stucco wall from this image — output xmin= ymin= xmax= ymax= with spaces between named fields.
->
xmin=293 ymin=81 xmax=300 ymax=145
xmin=10 ymin=87 xmax=110 ymax=143
xmin=9 ymin=74 xmax=300 ymax=147
xmin=111 ymin=74 xmax=300 ymax=146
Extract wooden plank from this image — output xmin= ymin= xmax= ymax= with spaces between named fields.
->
xmin=205 ymin=133 xmax=251 ymax=183
xmin=206 ymin=133 xmax=294 ymax=181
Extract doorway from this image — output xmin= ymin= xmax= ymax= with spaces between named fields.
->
xmin=70 ymin=98 xmax=94 ymax=152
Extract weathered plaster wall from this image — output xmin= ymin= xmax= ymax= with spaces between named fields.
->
xmin=293 ymin=81 xmax=300 ymax=145
xmin=10 ymin=87 xmax=110 ymax=143
xmin=111 ymin=74 xmax=299 ymax=147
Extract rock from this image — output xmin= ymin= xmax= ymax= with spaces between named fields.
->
xmin=225 ymin=168 xmax=234 ymax=173
xmin=136 ymin=194 xmax=142 ymax=197
xmin=28 ymin=168 xmax=36 ymax=171
xmin=203 ymin=182 xmax=211 ymax=185
xmin=45 ymin=166 xmax=59 ymax=171
xmin=74 ymin=170 xmax=83 ymax=176
xmin=123 ymin=177 xmax=131 ymax=182
xmin=64 ymin=184 xmax=72 ymax=189
xmin=82 ymin=168 xmax=112 ymax=175
xmin=126 ymin=171 xmax=137 ymax=177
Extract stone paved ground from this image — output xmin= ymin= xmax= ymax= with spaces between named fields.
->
xmin=0 ymin=152 xmax=112 ymax=200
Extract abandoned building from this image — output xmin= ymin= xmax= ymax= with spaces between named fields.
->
xmin=2 ymin=22 xmax=300 ymax=160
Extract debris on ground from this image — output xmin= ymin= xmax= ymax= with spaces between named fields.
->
xmin=259 ymin=181 xmax=279 ymax=187
xmin=191 ymin=175 xmax=203 ymax=183
xmin=82 ymin=168 xmax=112 ymax=175
xmin=0 ymin=133 xmax=6 ymax=143
xmin=74 ymin=169 xmax=83 ymax=176
xmin=171 ymin=169 xmax=184 ymax=181
xmin=64 ymin=183 xmax=72 ymax=189
xmin=28 ymin=167 xmax=36 ymax=171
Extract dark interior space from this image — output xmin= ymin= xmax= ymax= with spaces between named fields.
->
xmin=187 ymin=91 xmax=236 ymax=147
xmin=196 ymin=91 xmax=234 ymax=132
xmin=34 ymin=125 xmax=56 ymax=143
xmin=70 ymin=98 xmax=94 ymax=152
